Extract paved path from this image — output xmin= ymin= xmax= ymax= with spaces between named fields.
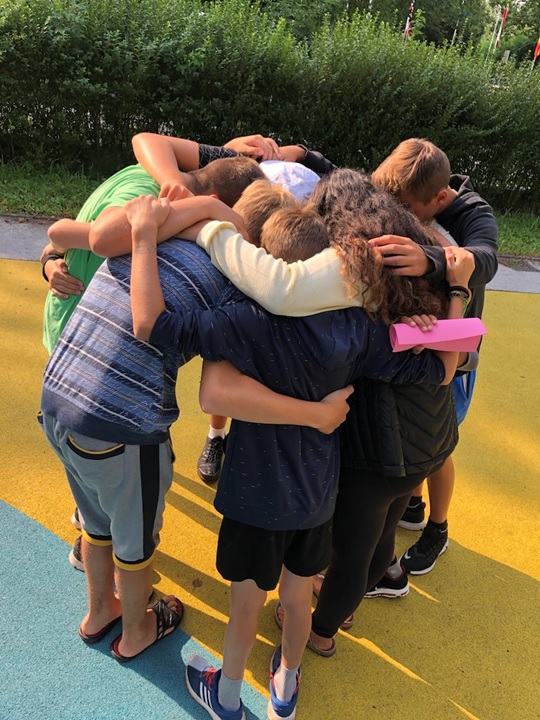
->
xmin=1 ymin=214 xmax=540 ymax=293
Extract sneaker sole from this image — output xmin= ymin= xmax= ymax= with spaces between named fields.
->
xmin=68 ymin=549 xmax=85 ymax=572
xmin=397 ymin=518 xmax=427 ymax=531
xmin=364 ymin=585 xmax=410 ymax=599
xmin=405 ymin=539 xmax=449 ymax=575
xmin=197 ymin=469 xmax=221 ymax=485
xmin=267 ymin=647 xmax=299 ymax=720
xmin=185 ymin=666 xmax=246 ymax=720
xmin=267 ymin=701 xmax=296 ymax=720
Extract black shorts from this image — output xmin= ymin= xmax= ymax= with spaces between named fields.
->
xmin=216 ymin=516 xmax=333 ymax=591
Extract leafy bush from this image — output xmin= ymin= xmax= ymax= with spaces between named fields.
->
xmin=1 ymin=0 xmax=539 ymax=211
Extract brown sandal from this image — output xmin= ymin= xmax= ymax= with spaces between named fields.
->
xmin=274 ymin=600 xmax=353 ymax=632
xmin=306 ymin=633 xmax=336 ymax=658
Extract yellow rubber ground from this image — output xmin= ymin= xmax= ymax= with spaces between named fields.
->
xmin=1 ymin=258 xmax=539 ymax=719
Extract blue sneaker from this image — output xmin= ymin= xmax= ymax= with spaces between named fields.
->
xmin=185 ymin=655 xmax=245 ymax=720
xmin=268 ymin=645 xmax=301 ymax=720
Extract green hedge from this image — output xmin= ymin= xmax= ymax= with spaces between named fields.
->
xmin=1 ymin=0 xmax=539 ymax=212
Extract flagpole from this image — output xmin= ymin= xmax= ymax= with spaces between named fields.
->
xmin=403 ymin=1 xmax=415 ymax=41
xmin=485 ymin=8 xmax=500 ymax=62
xmin=532 ymin=36 xmax=540 ymax=70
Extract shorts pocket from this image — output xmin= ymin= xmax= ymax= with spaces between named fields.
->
xmin=67 ymin=432 xmax=125 ymax=460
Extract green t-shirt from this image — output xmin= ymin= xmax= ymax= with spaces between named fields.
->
xmin=43 ymin=164 xmax=160 ymax=353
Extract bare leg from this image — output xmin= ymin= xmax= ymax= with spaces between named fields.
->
xmin=279 ymin=569 xmax=312 ymax=669
xmin=114 ymin=563 xmax=177 ymax=658
xmin=209 ymin=414 xmax=227 ymax=431
xmin=222 ymin=579 xmax=267 ymax=681
xmin=412 ymin=480 xmax=424 ymax=498
xmin=426 ymin=455 xmax=455 ymax=523
xmin=79 ymin=539 xmax=120 ymax=635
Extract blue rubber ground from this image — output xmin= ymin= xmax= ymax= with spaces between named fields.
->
xmin=0 ymin=500 xmax=267 ymax=720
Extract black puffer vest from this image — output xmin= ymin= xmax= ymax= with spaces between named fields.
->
xmin=340 ymin=376 xmax=458 ymax=478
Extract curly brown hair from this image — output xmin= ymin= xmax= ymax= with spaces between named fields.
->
xmin=310 ymin=168 xmax=447 ymax=324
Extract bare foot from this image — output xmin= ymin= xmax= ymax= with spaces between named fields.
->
xmin=115 ymin=594 xmax=182 ymax=658
xmin=80 ymin=594 xmax=122 ymax=637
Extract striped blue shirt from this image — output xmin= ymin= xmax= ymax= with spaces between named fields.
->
xmin=41 ymin=239 xmax=231 ymax=444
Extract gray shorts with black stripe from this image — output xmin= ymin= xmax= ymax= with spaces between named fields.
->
xmin=41 ymin=413 xmax=174 ymax=570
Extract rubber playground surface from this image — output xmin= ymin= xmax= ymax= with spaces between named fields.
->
xmin=1 ymin=258 xmax=539 ymax=720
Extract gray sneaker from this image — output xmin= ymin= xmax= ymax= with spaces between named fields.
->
xmin=69 ymin=535 xmax=85 ymax=572
xmin=197 ymin=436 xmax=225 ymax=485
xmin=71 ymin=507 xmax=82 ymax=529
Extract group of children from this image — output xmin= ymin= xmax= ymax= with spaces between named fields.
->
xmin=39 ymin=131 xmax=497 ymax=720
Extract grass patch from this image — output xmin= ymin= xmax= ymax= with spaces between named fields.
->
xmin=0 ymin=161 xmax=103 ymax=218
xmin=497 ymin=213 xmax=540 ymax=257
xmin=0 ymin=162 xmax=538 ymax=256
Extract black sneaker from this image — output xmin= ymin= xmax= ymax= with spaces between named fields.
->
xmin=197 ymin=436 xmax=225 ymax=485
xmin=364 ymin=567 xmax=410 ymax=598
xmin=398 ymin=500 xmax=426 ymax=531
xmin=400 ymin=522 xmax=449 ymax=575
xmin=69 ymin=535 xmax=85 ymax=572
xmin=71 ymin=507 xmax=82 ymax=530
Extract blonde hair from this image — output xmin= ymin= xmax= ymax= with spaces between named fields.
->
xmin=260 ymin=203 xmax=329 ymax=262
xmin=233 ymin=180 xmax=298 ymax=246
xmin=371 ymin=138 xmax=451 ymax=204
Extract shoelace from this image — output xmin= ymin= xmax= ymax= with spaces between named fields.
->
xmin=416 ymin=526 xmax=445 ymax=555
xmin=202 ymin=668 xmax=217 ymax=689
xmin=203 ymin=438 xmax=222 ymax=463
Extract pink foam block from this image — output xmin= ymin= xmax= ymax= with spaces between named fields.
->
xmin=390 ymin=317 xmax=487 ymax=352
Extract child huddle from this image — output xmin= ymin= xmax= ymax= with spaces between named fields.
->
xmin=40 ymin=134 xmax=496 ymax=720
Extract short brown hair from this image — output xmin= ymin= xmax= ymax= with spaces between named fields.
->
xmin=190 ymin=156 xmax=265 ymax=207
xmin=371 ymin=138 xmax=451 ymax=204
xmin=233 ymin=179 xmax=298 ymax=246
xmin=260 ymin=203 xmax=329 ymax=262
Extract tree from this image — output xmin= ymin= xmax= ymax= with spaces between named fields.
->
xmin=247 ymin=0 xmax=492 ymax=48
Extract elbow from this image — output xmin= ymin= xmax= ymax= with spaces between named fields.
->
xmin=132 ymin=319 xmax=152 ymax=342
xmin=199 ymin=385 xmax=219 ymax=415
xmin=88 ymin=226 xmax=108 ymax=257
xmin=199 ymin=377 xmax=225 ymax=416
xmin=132 ymin=132 xmax=151 ymax=156
xmin=47 ymin=221 xmax=68 ymax=252
xmin=440 ymin=373 xmax=453 ymax=386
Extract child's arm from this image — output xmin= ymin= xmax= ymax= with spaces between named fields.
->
xmin=132 ymin=133 xmax=200 ymax=188
xmin=195 ymin=221 xmax=371 ymax=316
xmin=41 ymin=220 xmax=90 ymax=298
xmin=47 ymin=218 xmax=92 ymax=252
xmin=368 ymin=221 xmax=454 ymax=276
xmin=132 ymin=132 xmax=280 ymax=189
xmin=279 ymin=144 xmax=337 ymax=175
xmin=40 ymin=242 xmax=85 ymax=298
xmin=406 ymin=247 xmax=475 ymax=383
xmin=90 ymin=196 xmax=247 ymax=258
xmin=128 ymin=196 xmax=170 ymax=340
xmin=368 ymin=234 xmax=434 ymax=276
xmin=223 ymin=133 xmax=281 ymax=160
xmin=200 ymin=360 xmax=353 ymax=435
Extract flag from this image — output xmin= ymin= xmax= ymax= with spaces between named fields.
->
xmin=495 ymin=7 xmax=509 ymax=46
xmin=534 ymin=36 xmax=540 ymax=60
xmin=403 ymin=1 xmax=415 ymax=40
